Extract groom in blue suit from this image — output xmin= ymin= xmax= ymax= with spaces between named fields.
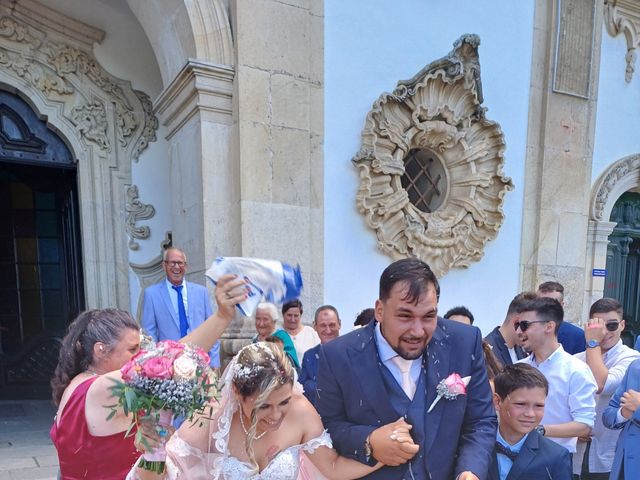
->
xmin=317 ymin=259 xmax=497 ymax=480
xmin=141 ymin=247 xmax=220 ymax=367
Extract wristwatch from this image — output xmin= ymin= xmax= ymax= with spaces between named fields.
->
xmin=535 ymin=424 xmax=546 ymax=436
xmin=587 ymin=339 xmax=601 ymax=348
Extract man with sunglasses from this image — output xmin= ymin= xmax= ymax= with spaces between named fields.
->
xmin=572 ymin=298 xmax=640 ymax=479
xmin=516 ymin=297 xmax=597 ymax=456
xmin=140 ymin=247 xmax=221 ymax=369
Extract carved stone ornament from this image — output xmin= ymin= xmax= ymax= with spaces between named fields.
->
xmin=591 ymin=153 xmax=640 ymax=221
xmin=604 ymin=0 xmax=640 ymax=83
xmin=353 ymin=34 xmax=513 ymax=277
xmin=70 ymin=100 xmax=109 ymax=150
xmin=125 ymin=185 xmax=156 ymax=251
xmin=0 ymin=14 xmax=157 ymax=156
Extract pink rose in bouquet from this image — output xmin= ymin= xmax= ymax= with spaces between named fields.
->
xmin=108 ymin=340 xmax=217 ymax=474
xmin=141 ymin=357 xmax=173 ymax=379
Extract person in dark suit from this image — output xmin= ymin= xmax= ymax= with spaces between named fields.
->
xmin=484 ymin=292 xmax=534 ymax=367
xmin=537 ymin=281 xmax=586 ymax=354
xmin=602 ymin=358 xmax=640 ymax=480
xmin=299 ymin=305 xmax=340 ymax=406
xmin=488 ymin=363 xmax=572 ymax=480
xmin=316 ymin=258 xmax=497 ymax=480
xmin=140 ymin=247 xmax=220 ymax=367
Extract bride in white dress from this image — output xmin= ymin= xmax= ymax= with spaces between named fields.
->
xmin=131 ymin=342 xmax=406 ymax=480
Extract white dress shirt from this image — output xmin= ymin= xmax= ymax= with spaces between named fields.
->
xmin=289 ymin=325 xmax=320 ymax=363
xmin=375 ymin=322 xmax=422 ymax=390
xmin=573 ymin=341 xmax=640 ymax=473
xmin=518 ymin=345 xmax=597 ymax=452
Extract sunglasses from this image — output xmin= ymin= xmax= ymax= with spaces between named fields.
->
xmin=605 ymin=321 xmax=621 ymax=332
xmin=514 ymin=320 xmax=550 ymax=332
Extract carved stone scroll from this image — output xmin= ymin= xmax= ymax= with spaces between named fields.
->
xmin=353 ymin=34 xmax=513 ymax=277
xmin=125 ymin=185 xmax=156 ymax=251
xmin=604 ymin=0 xmax=640 ymax=83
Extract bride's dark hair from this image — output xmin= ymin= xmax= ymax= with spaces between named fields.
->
xmin=51 ymin=309 xmax=138 ymax=405
xmin=233 ymin=342 xmax=294 ymax=467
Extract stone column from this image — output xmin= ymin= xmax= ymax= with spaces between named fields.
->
xmin=583 ymin=220 xmax=617 ymax=315
xmin=521 ymin=0 xmax=604 ymax=323
xmin=231 ymin=0 xmax=324 ymax=319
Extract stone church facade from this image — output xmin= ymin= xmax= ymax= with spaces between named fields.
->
xmin=1 ymin=0 xmax=640 ymax=397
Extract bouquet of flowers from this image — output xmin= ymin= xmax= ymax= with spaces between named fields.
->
xmin=108 ymin=340 xmax=217 ymax=473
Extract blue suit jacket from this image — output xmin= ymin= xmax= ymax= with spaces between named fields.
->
xmin=487 ymin=431 xmax=571 ymax=480
xmin=140 ymin=280 xmax=219 ymax=367
xmin=484 ymin=326 xmax=526 ymax=367
xmin=299 ymin=343 xmax=321 ymax=407
xmin=317 ymin=319 xmax=497 ymax=480
xmin=557 ymin=321 xmax=586 ymax=354
xmin=602 ymin=358 xmax=640 ymax=480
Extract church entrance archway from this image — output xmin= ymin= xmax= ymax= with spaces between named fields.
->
xmin=0 ymin=90 xmax=84 ymax=399
xmin=604 ymin=191 xmax=640 ymax=347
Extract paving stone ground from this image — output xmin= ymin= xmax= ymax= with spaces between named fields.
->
xmin=0 ymin=400 xmax=59 ymax=480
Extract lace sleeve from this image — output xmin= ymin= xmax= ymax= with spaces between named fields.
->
xmin=301 ymin=430 xmax=332 ymax=454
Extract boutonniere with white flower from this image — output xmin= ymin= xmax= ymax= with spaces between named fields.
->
xmin=427 ymin=372 xmax=471 ymax=413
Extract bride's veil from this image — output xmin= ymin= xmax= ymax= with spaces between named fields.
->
xmin=160 ymin=343 xmax=318 ymax=480
xmin=159 ymin=353 xmax=242 ymax=480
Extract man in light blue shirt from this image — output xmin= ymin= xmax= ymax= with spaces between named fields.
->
xmin=489 ymin=363 xmax=571 ymax=480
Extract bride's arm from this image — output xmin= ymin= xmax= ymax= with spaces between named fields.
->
xmin=296 ymin=397 xmax=385 ymax=479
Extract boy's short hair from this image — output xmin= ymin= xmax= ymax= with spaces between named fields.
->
xmin=494 ymin=363 xmax=549 ymax=398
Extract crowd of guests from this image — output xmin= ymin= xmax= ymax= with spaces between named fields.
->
xmin=48 ymin=249 xmax=640 ymax=480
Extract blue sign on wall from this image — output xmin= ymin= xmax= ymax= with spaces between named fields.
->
xmin=592 ymin=269 xmax=607 ymax=277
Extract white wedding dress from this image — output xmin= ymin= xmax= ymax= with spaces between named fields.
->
xmin=164 ymin=428 xmax=331 ymax=479
xmin=127 ymin=350 xmax=331 ymax=480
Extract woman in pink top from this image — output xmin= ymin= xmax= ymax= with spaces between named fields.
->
xmin=50 ymin=274 xmax=247 ymax=479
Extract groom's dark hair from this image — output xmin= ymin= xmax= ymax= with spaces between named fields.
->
xmin=379 ymin=258 xmax=440 ymax=304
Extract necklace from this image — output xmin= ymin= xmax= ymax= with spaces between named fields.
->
xmin=239 ymin=411 xmax=268 ymax=440
xmin=86 ymin=369 xmax=99 ymax=376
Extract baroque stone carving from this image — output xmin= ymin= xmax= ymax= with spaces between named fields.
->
xmin=132 ymin=90 xmax=158 ymax=161
xmin=125 ymin=185 xmax=156 ymax=251
xmin=353 ymin=34 xmax=513 ymax=277
xmin=70 ymin=100 xmax=109 ymax=150
xmin=604 ymin=0 xmax=640 ymax=83
xmin=591 ymin=154 xmax=640 ymax=221
xmin=0 ymin=13 xmax=158 ymax=158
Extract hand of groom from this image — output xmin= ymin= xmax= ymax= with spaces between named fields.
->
xmin=369 ymin=418 xmax=419 ymax=466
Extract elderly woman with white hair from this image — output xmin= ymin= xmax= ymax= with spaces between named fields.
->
xmin=252 ymin=302 xmax=300 ymax=369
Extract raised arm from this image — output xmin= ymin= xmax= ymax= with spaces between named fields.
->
xmin=180 ymin=274 xmax=246 ymax=351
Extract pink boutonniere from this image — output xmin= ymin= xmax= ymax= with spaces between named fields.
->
xmin=427 ymin=373 xmax=471 ymax=413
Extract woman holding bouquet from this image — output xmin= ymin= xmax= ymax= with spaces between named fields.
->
xmin=50 ymin=274 xmax=247 ymax=480
xmin=130 ymin=342 xmax=414 ymax=480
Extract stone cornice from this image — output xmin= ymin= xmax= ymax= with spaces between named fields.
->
xmin=604 ymin=0 xmax=640 ymax=82
xmin=6 ymin=0 xmax=105 ymax=51
xmin=154 ymin=58 xmax=234 ymax=139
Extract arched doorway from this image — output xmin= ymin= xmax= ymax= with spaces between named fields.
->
xmin=604 ymin=191 xmax=640 ymax=347
xmin=0 ymin=90 xmax=84 ymax=399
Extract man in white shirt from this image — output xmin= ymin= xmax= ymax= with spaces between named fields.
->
xmin=573 ymin=298 xmax=640 ymax=479
xmin=517 ymin=297 xmax=597 ymax=453
xmin=282 ymin=299 xmax=320 ymax=362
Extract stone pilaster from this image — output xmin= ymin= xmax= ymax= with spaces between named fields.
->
xmin=521 ymin=0 xmax=604 ymax=323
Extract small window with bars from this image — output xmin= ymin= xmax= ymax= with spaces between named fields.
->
xmin=400 ymin=148 xmax=447 ymax=213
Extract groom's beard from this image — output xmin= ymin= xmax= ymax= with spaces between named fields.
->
xmin=394 ymin=334 xmax=429 ymax=360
